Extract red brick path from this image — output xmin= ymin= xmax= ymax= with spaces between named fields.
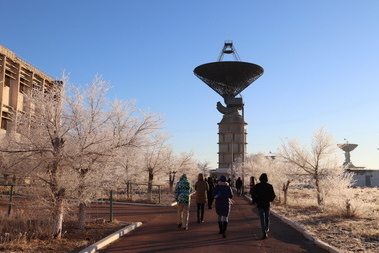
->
xmin=96 ymin=196 xmax=327 ymax=253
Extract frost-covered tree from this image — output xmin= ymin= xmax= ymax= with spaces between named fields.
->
xmin=266 ymin=156 xmax=305 ymax=205
xmin=198 ymin=161 xmax=209 ymax=173
xmin=163 ymin=151 xmax=194 ymax=192
xmin=139 ymin=133 xmax=171 ymax=199
xmin=64 ymin=76 xmax=163 ymax=229
xmin=243 ymin=153 xmax=268 ymax=183
xmin=114 ymin=146 xmax=144 ymax=183
xmin=279 ymin=127 xmax=342 ymax=205
xmin=197 ymin=160 xmax=211 ymax=177
xmin=0 ymin=75 xmax=163 ymax=237
xmin=1 ymin=80 xmax=70 ymax=238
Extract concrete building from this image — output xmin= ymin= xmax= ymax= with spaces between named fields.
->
xmin=347 ymin=168 xmax=379 ymax=187
xmin=0 ymin=45 xmax=60 ymax=136
xmin=337 ymin=142 xmax=379 ymax=187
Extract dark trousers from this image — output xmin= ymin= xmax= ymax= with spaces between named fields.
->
xmin=258 ymin=208 xmax=270 ymax=233
xmin=236 ymin=187 xmax=242 ymax=196
xmin=197 ymin=203 xmax=205 ymax=221
xmin=207 ymin=192 xmax=214 ymax=208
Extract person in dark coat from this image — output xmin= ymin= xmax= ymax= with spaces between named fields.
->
xmin=252 ymin=173 xmax=276 ymax=239
xmin=214 ymin=175 xmax=233 ymax=238
xmin=206 ymin=176 xmax=215 ymax=209
xmin=249 ymin=176 xmax=256 ymax=204
xmin=195 ymin=173 xmax=209 ymax=223
xmin=227 ymin=177 xmax=233 ymax=187
xmin=235 ymin=177 xmax=243 ymax=196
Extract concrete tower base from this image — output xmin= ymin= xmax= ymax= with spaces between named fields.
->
xmin=211 ymin=111 xmax=246 ymax=180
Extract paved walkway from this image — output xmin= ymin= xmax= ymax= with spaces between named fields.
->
xmin=91 ymin=195 xmax=327 ymax=253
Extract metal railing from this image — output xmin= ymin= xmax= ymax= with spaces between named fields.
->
xmin=0 ymin=178 xmax=164 ymax=218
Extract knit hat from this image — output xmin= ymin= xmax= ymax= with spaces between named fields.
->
xmin=219 ymin=175 xmax=227 ymax=182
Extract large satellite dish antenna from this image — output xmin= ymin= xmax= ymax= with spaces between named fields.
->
xmin=194 ymin=41 xmax=264 ymax=100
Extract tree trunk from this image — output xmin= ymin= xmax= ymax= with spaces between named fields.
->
xmin=169 ymin=171 xmax=176 ymax=192
xmin=78 ymin=202 xmax=87 ymax=230
xmin=76 ymin=168 xmax=88 ymax=229
xmin=148 ymin=169 xmax=154 ymax=202
xmin=52 ymin=194 xmax=65 ymax=239
xmin=282 ymin=180 xmax=291 ymax=205
xmin=50 ymin=137 xmax=65 ymax=239
xmin=315 ymin=175 xmax=323 ymax=205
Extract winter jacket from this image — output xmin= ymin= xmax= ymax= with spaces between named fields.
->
xmin=175 ymin=174 xmax=192 ymax=205
xmin=235 ymin=178 xmax=243 ymax=189
xmin=195 ymin=180 xmax=209 ymax=204
xmin=214 ymin=181 xmax=233 ymax=216
xmin=252 ymin=182 xmax=276 ymax=209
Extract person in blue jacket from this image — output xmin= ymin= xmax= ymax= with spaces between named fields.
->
xmin=175 ymin=174 xmax=192 ymax=230
xmin=214 ymin=175 xmax=233 ymax=238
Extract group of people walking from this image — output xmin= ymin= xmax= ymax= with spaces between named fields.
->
xmin=174 ymin=172 xmax=276 ymax=239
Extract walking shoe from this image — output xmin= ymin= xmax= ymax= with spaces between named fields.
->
xmin=261 ymin=232 xmax=268 ymax=240
xmin=218 ymin=221 xmax=223 ymax=234
xmin=222 ymin=222 xmax=228 ymax=238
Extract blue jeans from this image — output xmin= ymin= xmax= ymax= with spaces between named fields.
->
xmin=258 ymin=208 xmax=270 ymax=233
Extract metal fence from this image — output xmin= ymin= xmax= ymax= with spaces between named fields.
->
xmin=113 ymin=182 xmax=162 ymax=204
xmin=0 ymin=178 xmax=164 ymax=217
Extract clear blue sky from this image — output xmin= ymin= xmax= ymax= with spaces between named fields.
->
xmin=2 ymin=1 xmax=379 ymax=169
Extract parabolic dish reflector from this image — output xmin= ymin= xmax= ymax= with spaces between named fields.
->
xmin=337 ymin=143 xmax=358 ymax=152
xmin=194 ymin=61 xmax=264 ymax=98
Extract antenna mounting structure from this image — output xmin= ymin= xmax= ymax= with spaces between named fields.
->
xmin=217 ymin=40 xmax=241 ymax=61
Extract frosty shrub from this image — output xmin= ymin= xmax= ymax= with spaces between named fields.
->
xmin=320 ymin=168 xmax=374 ymax=218
xmin=325 ymin=197 xmax=377 ymax=218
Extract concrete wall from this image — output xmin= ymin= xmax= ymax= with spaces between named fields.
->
xmin=348 ymin=169 xmax=379 ymax=187
xmin=0 ymin=45 xmax=59 ymax=136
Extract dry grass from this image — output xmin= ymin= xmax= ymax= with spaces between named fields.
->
xmin=0 ymin=217 xmax=127 ymax=253
xmin=0 ymin=191 xmax=173 ymax=253
xmin=273 ymin=187 xmax=379 ymax=253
